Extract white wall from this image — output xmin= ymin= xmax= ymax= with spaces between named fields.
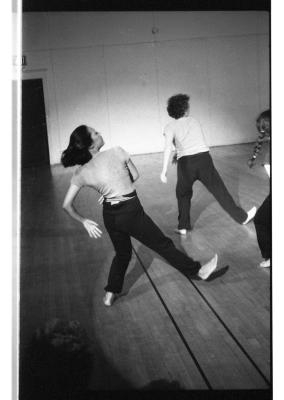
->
xmin=19 ymin=11 xmax=269 ymax=164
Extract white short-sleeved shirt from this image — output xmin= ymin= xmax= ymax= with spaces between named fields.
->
xmin=164 ymin=116 xmax=209 ymax=159
xmin=71 ymin=146 xmax=135 ymax=199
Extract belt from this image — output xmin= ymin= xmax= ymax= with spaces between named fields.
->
xmin=104 ymin=191 xmax=137 ymax=205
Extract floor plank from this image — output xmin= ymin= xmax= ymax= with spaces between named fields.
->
xmin=131 ymin=241 xmax=269 ymax=389
xmin=130 ymin=144 xmax=270 ymax=387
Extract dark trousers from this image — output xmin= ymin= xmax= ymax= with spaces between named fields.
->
xmin=176 ymin=152 xmax=247 ymax=229
xmin=103 ymin=196 xmax=201 ymax=293
xmin=254 ymin=194 xmax=271 ymax=260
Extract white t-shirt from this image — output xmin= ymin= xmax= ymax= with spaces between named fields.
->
xmin=164 ymin=116 xmax=209 ymax=159
xmin=71 ymin=147 xmax=135 ymax=199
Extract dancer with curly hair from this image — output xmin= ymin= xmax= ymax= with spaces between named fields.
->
xmin=61 ymin=125 xmax=218 ymax=306
xmin=160 ymin=94 xmax=256 ymax=235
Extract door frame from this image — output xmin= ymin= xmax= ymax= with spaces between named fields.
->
xmin=22 ymin=70 xmax=51 ymax=165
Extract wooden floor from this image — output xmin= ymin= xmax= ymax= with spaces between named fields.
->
xmin=19 ymin=144 xmax=271 ymax=395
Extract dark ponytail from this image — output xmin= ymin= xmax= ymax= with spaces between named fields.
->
xmin=61 ymin=125 xmax=93 ymax=167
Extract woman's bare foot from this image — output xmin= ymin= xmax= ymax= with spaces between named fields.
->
xmin=259 ymin=258 xmax=270 ymax=268
xmin=174 ymin=228 xmax=188 ymax=236
xmin=198 ymin=254 xmax=218 ymax=280
xmin=103 ymin=291 xmax=116 ymax=306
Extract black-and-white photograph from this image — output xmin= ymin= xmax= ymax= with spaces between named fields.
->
xmin=11 ymin=1 xmax=274 ymax=399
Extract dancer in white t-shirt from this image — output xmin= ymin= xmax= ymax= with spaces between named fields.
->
xmin=61 ymin=125 xmax=218 ymax=306
xmin=160 ymin=94 xmax=256 ymax=235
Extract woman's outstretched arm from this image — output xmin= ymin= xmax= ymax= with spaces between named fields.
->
xmin=63 ymin=184 xmax=102 ymax=239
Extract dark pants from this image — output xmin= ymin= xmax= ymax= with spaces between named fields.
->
xmin=176 ymin=152 xmax=247 ymax=229
xmin=254 ymin=194 xmax=271 ymax=260
xmin=103 ymin=195 xmax=201 ymax=293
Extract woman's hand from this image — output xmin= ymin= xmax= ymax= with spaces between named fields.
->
xmin=160 ymin=172 xmax=168 ymax=183
xmin=83 ymin=219 xmax=102 ymax=239
xmin=172 ymin=153 xmax=178 ymax=164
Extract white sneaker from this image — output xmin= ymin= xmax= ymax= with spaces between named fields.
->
xmin=242 ymin=206 xmax=257 ymax=225
xmin=198 ymin=254 xmax=218 ymax=280
xmin=103 ymin=292 xmax=116 ymax=306
xmin=259 ymin=259 xmax=270 ymax=268
xmin=174 ymin=229 xmax=188 ymax=236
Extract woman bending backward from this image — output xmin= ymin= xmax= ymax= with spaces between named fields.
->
xmin=62 ymin=125 xmax=218 ymax=306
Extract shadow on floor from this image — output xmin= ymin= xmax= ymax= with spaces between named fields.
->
xmin=190 ymin=169 xmax=242 ymax=227
xmin=19 ymin=318 xmax=133 ymax=400
xmin=119 ymin=244 xmax=230 ymax=303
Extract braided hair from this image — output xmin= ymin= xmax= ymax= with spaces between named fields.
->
xmin=248 ymin=110 xmax=270 ymax=168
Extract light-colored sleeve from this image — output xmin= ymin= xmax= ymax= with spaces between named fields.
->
xmin=71 ymin=169 xmax=84 ymax=188
xmin=163 ymin=124 xmax=174 ymax=142
xmin=263 ymin=141 xmax=270 ymax=164
xmin=264 ymin=164 xmax=270 ymax=177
